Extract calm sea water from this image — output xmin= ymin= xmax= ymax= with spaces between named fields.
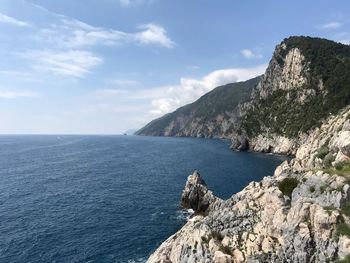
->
xmin=0 ymin=135 xmax=285 ymax=263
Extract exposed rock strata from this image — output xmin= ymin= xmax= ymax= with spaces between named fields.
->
xmin=147 ymin=107 xmax=350 ymax=263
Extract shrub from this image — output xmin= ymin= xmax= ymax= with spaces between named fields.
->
xmin=278 ymin=177 xmax=299 ymax=198
xmin=341 ymin=202 xmax=350 ymax=217
xmin=211 ymin=231 xmax=224 ymax=241
xmin=336 ymin=162 xmax=345 ymax=170
xmin=324 ymin=153 xmax=335 ymax=167
xmin=335 ymin=161 xmax=350 ymax=173
xmin=315 ymin=145 xmax=329 ymax=159
xmin=309 ymin=186 xmax=316 ymax=193
xmin=337 ymin=222 xmax=350 ymax=237
xmin=325 ymin=161 xmax=350 ymax=176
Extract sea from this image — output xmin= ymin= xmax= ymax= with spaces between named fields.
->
xmin=0 ymin=135 xmax=286 ymax=262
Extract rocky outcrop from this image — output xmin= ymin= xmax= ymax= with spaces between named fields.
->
xmin=181 ymin=171 xmax=220 ymax=214
xmin=147 ymin=107 xmax=350 ymax=263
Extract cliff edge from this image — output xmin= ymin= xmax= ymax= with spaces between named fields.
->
xmin=147 ymin=107 xmax=350 ymax=263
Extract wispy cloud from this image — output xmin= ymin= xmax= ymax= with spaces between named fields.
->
xmin=320 ymin=21 xmax=343 ymax=29
xmin=20 ymin=50 xmax=103 ymax=77
xmin=240 ymin=49 xmax=262 ymax=59
xmin=0 ymin=90 xmax=40 ymax=99
xmin=0 ymin=13 xmax=31 ymax=27
xmin=12 ymin=4 xmax=175 ymax=79
xmin=37 ymin=16 xmax=175 ymax=49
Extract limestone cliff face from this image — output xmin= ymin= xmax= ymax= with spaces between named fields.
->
xmin=236 ymin=37 xmax=350 ymax=155
xmin=236 ymin=43 xmax=313 ymax=155
xmin=147 ymin=107 xmax=350 ymax=263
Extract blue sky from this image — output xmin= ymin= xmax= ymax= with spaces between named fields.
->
xmin=0 ymin=0 xmax=349 ymax=134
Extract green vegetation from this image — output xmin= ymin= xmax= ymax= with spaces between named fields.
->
xmin=324 ymin=153 xmax=335 ymax=167
xmin=309 ymin=185 xmax=316 ymax=193
xmin=136 ymin=76 xmax=261 ymax=136
xmin=243 ymin=36 xmax=350 ymax=138
xmin=138 ymin=36 xmax=350 ymax=140
xmin=315 ymin=145 xmax=329 ymax=159
xmin=341 ymin=201 xmax=350 ymax=217
xmin=322 ymin=161 xmax=350 ymax=176
xmin=336 ymin=255 xmax=350 ymax=263
xmin=336 ymin=222 xmax=350 ymax=238
xmin=323 ymin=205 xmax=336 ymax=215
xmin=278 ymin=177 xmax=299 ymax=198
xmin=335 ymin=161 xmax=350 ymax=175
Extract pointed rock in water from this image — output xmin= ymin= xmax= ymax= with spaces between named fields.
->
xmin=181 ymin=170 xmax=218 ymax=214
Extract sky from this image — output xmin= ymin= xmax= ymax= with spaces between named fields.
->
xmin=0 ymin=0 xmax=349 ymax=134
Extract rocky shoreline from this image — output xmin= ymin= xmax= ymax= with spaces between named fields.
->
xmin=147 ymin=107 xmax=350 ymax=263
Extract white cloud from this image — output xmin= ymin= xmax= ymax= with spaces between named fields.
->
xmin=37 ymin=16 xmax=175 ymax=49
xmin=135 ymin=24 xmax=175 ymax=48
xmin=147 ymin=64 xmax=267 ymax=116
xmin=240 ymin=49 xmax=262 ymax=59
xmin=0 ymin=90 xmax=39 ymax=99
xmin=0 ymin=13 xmax=31 ymax=27
xmin=320 ymin=21 xmax=343 ymax=29
xmin=21 ymin=50 xmax=103 ymax=77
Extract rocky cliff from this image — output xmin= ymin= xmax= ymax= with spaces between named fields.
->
xmin=237 ymin=37 xmax=350 ymax=155
xmin=137 ymin=36 xmax=350 ymax=155
xmin=147 ymin=106 xmax=350 ymax=263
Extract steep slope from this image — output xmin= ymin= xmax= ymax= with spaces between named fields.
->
xmin=237 ymin=36 xmax=350 ymax=154
xmin=136 ymin=76 xmax=261 ymax=138
xmin=147 ymin=106 xmax=350 ymax=263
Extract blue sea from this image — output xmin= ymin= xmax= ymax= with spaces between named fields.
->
xmin=0 ymin=135 xmax=285 ymax=262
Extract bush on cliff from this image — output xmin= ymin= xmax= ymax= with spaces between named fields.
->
xmin=278 ymin=177 xmax=299 ymax=198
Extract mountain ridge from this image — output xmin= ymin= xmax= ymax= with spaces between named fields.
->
xmin=136 ymin=76 xmax=261 ymax=138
